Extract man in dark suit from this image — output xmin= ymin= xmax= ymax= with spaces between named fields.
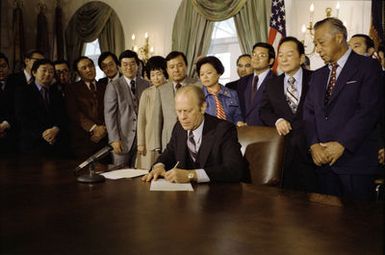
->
xmin=15 ymin=59 xmax=67 ymax=156
xmin=237 ymin=42 xmax=276 ymax=126
xmin=53 ymin=60 xmax=71 ymax=97
xmin=303 ymin=18 xmax=383 ymax=200
xmin=97 ymin=51 xmax=120 ymax=87
xmin=65 ymin=56 xmax=108 ymax=159
xmin=225 ymin=54 xmax=253 ymax=91
xmin=143 ymin=85 xmax=246 ymax=183
xmin=260 ymin=37 xmax=317 ymax=192
xmin=7 ymin=49 xmax=44 ymax=88
xmin=0 ymin=52 xmax=17 ymax=155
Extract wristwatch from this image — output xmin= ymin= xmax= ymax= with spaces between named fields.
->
xmin=187 ymin=172 xmax=195 ymax=182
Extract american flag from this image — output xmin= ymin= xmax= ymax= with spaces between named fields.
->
xmin=268 ymin=0 xmax=286 ymax=73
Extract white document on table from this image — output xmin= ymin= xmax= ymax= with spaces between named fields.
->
xmin=150 ymin=179 xmax=194 ymax=191
xmin=101 ymin=169 xmax=149 ymax=180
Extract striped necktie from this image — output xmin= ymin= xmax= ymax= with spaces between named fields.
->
xmin=211 ymin=91 xmax=226 ymax=120
xmin=324 ymin=63 xmax=338 ymax=104
xmin=187 ymin=131 xmax=197 ymax=162
xmin=286 ymin=76 xmax=298 ymax=113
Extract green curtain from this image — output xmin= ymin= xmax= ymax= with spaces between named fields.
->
xmin=65 ymin=1 xmax=125 ymax=68
xmin=172 ymin=0 xmax=214 ymax=77
xmin=172 ymin=0 xmax=268 ymax=76
xmin=234 ymin=0 xmax=268 ymax=54
xmin=191 ymin=0 xmax=247 ymax=21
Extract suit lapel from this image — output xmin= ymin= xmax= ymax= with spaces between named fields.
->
xmin=327 ymin=52 xmax=357 ymax=105
xmin=296 ymin=70 xmax=311 ymax=116
xmin=197 ymin=116 xmax=215 ymax=167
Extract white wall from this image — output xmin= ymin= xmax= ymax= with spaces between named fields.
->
xmin=285 ymin=0 xmax=371 ymax=69
xmin=62 ymin=0 xmax=182 ymax=57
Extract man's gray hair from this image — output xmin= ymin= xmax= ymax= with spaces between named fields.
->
xmin=314 ymin=17 xmax=347 ymax=40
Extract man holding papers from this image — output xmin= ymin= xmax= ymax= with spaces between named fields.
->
xmin=142 ymin=85 xmax=246 ymax=183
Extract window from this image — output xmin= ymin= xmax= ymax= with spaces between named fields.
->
xmin=82 ymin=39 xmax=104 ymax=80
xmin=208 ymin=18 xmax=242 ymax=85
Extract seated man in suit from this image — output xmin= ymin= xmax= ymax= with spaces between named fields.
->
xmin=237 ymin=42 xmax=276 ymax=126
xmin=154 ymin=51 xmax=200 ymax=151
xmin=142 ymin=85 xmax=246 ymax=183
xmin=15 ymin=59 xmax=67 ymax=156
xmin=7 ymin=49 xmax=45 ymax=88
xmin=104 ymin=50 xmax=150 ymax=167
xmin=65 ymin=56 xmax=108 ymax=159
xmin=0 ymin=52 xmax=17 ymax=155
xmin=260 ymin=37 xmax=318 ymax=192
xmin=97 ymin=51 xmax=120 ymax=86
xmin=225 ymin=54 xmax=253 ymax=90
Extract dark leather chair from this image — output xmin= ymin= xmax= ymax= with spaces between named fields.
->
xmin=237 ymin=126 xmax=285 ymax=186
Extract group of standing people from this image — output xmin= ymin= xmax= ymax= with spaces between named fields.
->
xmin=0 ymin=17 xmax=384 ymax=200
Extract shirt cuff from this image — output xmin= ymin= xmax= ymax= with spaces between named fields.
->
xmin=89 ymin=124 xmax=97 ymax=132
xmin=275 ymin=118 xmax=285 ymax=126
xmin=1 ymin=121 xmax=10 ymax=129
xmin=152 ymin=162 xmax=165 ymax=170
xmin=196 ymin=169 xmax=210 ymax=183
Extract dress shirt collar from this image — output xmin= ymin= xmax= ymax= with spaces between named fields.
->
xmin=189 ymin=118 xmax=204 ymax=150
xmin=173 ymin=78 xmax=187 ymax=90
xmin=24 ymin=69 xmax=32 ymax=84
xmin=254 ymin=69 xmax=270 ymax=89
xmin=124 ymin=76 xmax=136 ymax=88
xmin=84 ymin=80 xmax=96 ymax=90
xmin=284 ymin=67 xmax=303 ymax=98
xmin=110 ymin=72 xmax=120 ymax=82
xmin=284 ymin=67 xmax=303 ymax=86
xmin=34 ymin=81 xmax=47 ymax=91
xmin=329 ymin=47 xmax=352 ymax=76
xmin=203 ymin=85 xmax=230 ymax=98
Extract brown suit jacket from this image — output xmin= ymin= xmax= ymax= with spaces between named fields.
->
xmin=65 ymin=80 xmax=107 ymax=158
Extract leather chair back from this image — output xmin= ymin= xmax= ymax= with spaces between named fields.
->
xmin=237 ymin=126 xmax=284 ymax=186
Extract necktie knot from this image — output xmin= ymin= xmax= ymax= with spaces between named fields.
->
xmin=89 ymin=82 xmax=96 ymax=92
xmin=130 ymin=79 xmax=136 ymax=95
xmin=288 ymin=76 xmax=296 ymax=86
xmin=175 ymin=83 xmax=182 ymax=90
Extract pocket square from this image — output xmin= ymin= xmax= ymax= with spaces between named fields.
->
xmin=346 ymin=80 xmax=358 ymax=84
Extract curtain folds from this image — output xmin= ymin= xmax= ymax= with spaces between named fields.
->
xmin=36 ymin=8 xmax=50 ymax=57
xmin=234 ymin=0 xmax=268 ymax=54
xmin=191 ymin=0 xmax=247 ymax=21
xmin=172 ymin=0 xmax=268 ymax=77
xmin=65 ymin=1 xmax=124 ymax=69
xmin=172 ymin=0 xmax=214 ymax=77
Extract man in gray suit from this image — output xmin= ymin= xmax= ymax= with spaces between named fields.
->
xmin=104 ymin=50 xmax=150 ymax=166
xmin=155 ymin=51 xmax=200 ymax=151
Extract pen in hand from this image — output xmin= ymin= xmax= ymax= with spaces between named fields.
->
xmin=172 ymin=161 xmax=180 ymax=170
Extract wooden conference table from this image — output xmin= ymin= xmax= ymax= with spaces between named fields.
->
xmin=0 ymin=157 xmax=383 ymax=255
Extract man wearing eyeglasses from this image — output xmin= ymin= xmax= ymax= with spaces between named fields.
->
xmin=237 ymin=42 xmax=276 ymax=126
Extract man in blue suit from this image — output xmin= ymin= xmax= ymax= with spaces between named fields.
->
xmin=303 ymin=18 xmax=383 ymax=200
xmin=237 ymin=42 xmax=275 ymax=126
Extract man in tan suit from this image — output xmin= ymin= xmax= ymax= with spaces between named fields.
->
xmin=65 ymin=56 xmax=108 ymax=159
xmin=154 ymin=51 xmax=201 ymax=151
